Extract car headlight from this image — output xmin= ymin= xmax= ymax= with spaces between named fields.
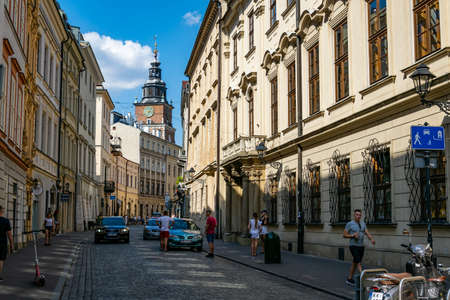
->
xmin=193 ymin=235 xmax=202 ymax=240
xmin=96 ymin=228 xmax=104 ymax=233
xmin=120 ymin=228 xmax=129 ymax=233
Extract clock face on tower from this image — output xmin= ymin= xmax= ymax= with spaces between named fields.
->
xmin=143 ymin=106 xmax=154 ymax=117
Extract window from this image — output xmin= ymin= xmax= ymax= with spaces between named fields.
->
xmin=287 ymin=173 xmax=297 ymax=224
xmin=420 ymin=152 xmax=446 ymax=222
xmin=269 ymin=177 xmax=278 ymax=224
xmin=47 ymin=117 xmax=52 ymax=157
xmin=335 ymin=21 xmax=349 ymax=100
xmin=310 ymin=166 xmax=321 ymax=223
xmin=233 ymin=107 xmax=237 ymax=140
xmin=44 ymin=45 xmax=48 ymax=82
xmin=287 ymin=62 xmax=296 ymax=126
xmin=329 ymin=156 xmax=351 ymax=224
xmin=40 ymin=111 xmax=46 ymax=152
xmin=249 ymin=12 xmax=255 ymax=50
xmin=271 ymin=77 xmax=278 ymax=136
xmin=414 ymin=0 xmax=440 ymax=60
xmin=368 ymin=0 xmax=388 ymax=83
xmin=49 ymin=55 xmax=54 ymax=91
xmin=270 ymin=0 xmax=277 ymax=27
xmin=308 ymin=44 xmax=320 ymax=114
xmin=363 ymin=142 xmax=391 ymax=223
xmin=248 ymin=90 xmax=254 ymax=136
xmin=233 ymin=35 xmax=238 ymax=71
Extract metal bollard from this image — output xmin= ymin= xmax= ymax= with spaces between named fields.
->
xmin=353 ymin=273 xmax=360 ymax=300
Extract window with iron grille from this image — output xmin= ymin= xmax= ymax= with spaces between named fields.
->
xmin=248 ymin=91 xmax=254 ymax=136
xmin=269 ymin=177 xmax=278 ymax=224
xmin=233 ymin=107 xmax=238 ymax=140
xmin=270 ymin=0 xmax=277 ymax=27
xmin=249 ymin=11 xmax=255 ymax=50
xmin=303 ymin=162 xmax=321 ymax=224
xmin=271 ymin=77 xmax=278 ymax=136
xmin=329 ymin=151 xmax=351 ymax=224
xmin=368 ymin=0 xmax=388 ymax=83
xmin=406 ymin=146 xmax=447 ymax=224
xmin=414 ymin=0 xmax=440 ymax=60
xmin=287 ymin=62 xmax=296 ymax=126
xmin=363 ymin=140 xmax=391 ymax=223
xmin=308 ymin=44 xmax=320 ymax=115
xmin=334 ymin=20 xmax=349 ymax=100
xmin=288 ymin=172 xmax=297 ymax=224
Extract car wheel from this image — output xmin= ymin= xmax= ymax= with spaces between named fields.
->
xmin=94 ymin=238 xmax=100 ymax=244
xmin=196 ymin=245 xmax=203 ymax=252
xmin=143 ymin=235 xmax=147 ymax=240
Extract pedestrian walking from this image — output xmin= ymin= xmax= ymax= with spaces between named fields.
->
xmin=259 ymin=210 xmax=268 ymax=254
xmin=157 ymin=211 xmax=173 ymax=252
xmin=0 ymin=205 xmax=13 ymax=282
xmin=205 ymin=209 xmax=217 ymax=258
xmin=43 ymin=212 xmax=54 ymax=246
xmin=248 ymin=213 xmax=262 ymax=256
xmin=343 ymin=209 xmax=375 ymax=287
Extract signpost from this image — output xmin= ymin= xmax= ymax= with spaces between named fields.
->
xmin=410 ymin=125 xmax=445 ymax=258
xmin=60 ymin=193 xmax=70 ymax=202
xmin=110 ymin=195 xmax=116 ymax=201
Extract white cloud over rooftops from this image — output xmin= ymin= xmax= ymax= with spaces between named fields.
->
xmin=183 ymin=11 xmax=201 ymax=26
xmin=84 ymin=32 xmax=153 ymax=91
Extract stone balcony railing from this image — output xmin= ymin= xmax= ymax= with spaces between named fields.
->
xmin=222 ymin=135 xmax=266 ymax=163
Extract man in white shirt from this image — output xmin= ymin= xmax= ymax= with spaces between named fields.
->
xmin=157 ymin=211 xmax=174 ymax=251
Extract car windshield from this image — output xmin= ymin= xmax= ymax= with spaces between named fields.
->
xmin=173 ymin=220 xmax=200 ymax=231
xmin=102 ymin=218 xmax=125 ymax=226
xmin=147 ymin=219 xmax=158 ymax=226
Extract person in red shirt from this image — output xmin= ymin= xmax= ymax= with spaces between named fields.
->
xmin=205 ymin=209 xmax=216 ymax=258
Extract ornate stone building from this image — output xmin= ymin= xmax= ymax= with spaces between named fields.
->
xmin=186 ymin=0 xmax=450 ymax=269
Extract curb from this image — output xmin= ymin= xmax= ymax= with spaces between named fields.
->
xmin=207 ymin=250 xmax=352 ymax=300
xmin=52 ymin=239 xmax=85 ymax=300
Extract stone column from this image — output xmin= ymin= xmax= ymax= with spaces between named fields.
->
xmin=224 ymin=175 xmax=232 ymax=233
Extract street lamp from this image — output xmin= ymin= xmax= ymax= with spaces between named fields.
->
xmin=410 ymin=63 xmax=450 ymax=115
xmin=256 ymin=141 xmax=281 ymax=170
xmin=187 ymin=167 xmax=196 ymax=180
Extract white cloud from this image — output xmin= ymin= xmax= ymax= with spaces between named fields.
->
xmin=84 ymin=32 xmax=154 ymax=90
xmin=183 ymin=11 xmax=201 ymax=26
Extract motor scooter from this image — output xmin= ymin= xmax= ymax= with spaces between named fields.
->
xmin=361 ymin=230 xmax=449 ymax=300
xmin=23 ymin=230 xmax=46 ymax=287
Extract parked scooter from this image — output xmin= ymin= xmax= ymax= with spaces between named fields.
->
xmin=361 ymin=230 xmax=449 ymax=300
xmin=23 ymin=230 xmax=46 ymax=287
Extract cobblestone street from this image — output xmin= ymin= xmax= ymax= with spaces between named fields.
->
xmin=61 ymin=227 xmax=340 ymax=300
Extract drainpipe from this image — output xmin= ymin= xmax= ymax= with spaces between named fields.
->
xmin=296 ymin=0 xmax=304 ymax=254
xmin=186 ymin=76 xmax=191 ymax=218
xmin=124 ymin=159 xmax=128 ymax=217
xmin=56 ymin=34 xmax=70 ymax=231
xmin=214 ymin=0 xmax=222 ymax=238
xmin=74 ymin=60 xmax=86 ymax=232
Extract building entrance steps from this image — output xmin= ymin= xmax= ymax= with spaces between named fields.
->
xmin=208 ymin=239 xmax=396 ymax=300
xmin=0 ymin=232 xmax=90 ymax=300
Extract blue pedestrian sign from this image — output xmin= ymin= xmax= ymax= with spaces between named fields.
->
xmin=110 ymin=195 xmax=116 ymax=201
xmin=411 ymin=126 xmax=445 ymax=150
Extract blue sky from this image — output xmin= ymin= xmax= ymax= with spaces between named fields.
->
xmin=58 ymin=0 xmax=209 ymax=145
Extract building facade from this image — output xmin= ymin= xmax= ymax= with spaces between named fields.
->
xmin=75 ymin=28 xmax=103 ymax=230
xmin=31 ymin=0 xmax=67 ymax=233
xmin=0 ymin=0 xmax=29 ymax=248
xmin=95 ymin=85 xmax=114 ymax=216
xmin=184 ymin=1 xmax=221 ymax=230
xmin=185 ymin=0 xmax=450 ymax=269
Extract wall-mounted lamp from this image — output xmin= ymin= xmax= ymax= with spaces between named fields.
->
xmin=256 ymin=141 xmax=281 ymax=170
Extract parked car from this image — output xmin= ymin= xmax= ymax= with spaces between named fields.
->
xmin=95 ymin=216 xmax=129 ymax=243
xmin=168 ymin=218 xmax=203 ymax=251
xmin=143 ymin=218 xmax=160 ymax=240
xmin=152 ymin=212 xmax=162 ymax=218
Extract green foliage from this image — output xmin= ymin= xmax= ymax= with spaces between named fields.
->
xmin=176 ymin=176 xmax=184 ymax=185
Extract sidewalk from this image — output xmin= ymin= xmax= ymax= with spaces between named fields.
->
xmin=210 ymin=240 xmax=376 ymax=300
xmin=0 ymin=231 xmax=90 ymax=300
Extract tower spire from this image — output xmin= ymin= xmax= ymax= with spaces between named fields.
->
xmin=153 ymin=35 xmax=158 ymax=61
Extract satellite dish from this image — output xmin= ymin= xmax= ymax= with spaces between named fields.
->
xmin=33 ymin=183 xmax=43 ymax=196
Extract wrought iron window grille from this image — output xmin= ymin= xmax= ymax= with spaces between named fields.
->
xmin=303 ymin=160 xmax=321 ymax=224
xmin=328 ymin=150 xmax=351 ymax=224
xmin=265 ymin=175 xmax=279 ymax=224
xmin=362 ymin=139 xmax=392 ymax=224
xmin=405 ymin=142 xmax=448 ymax=224
xmin=282 ymin=171 xmax=297 ymax=225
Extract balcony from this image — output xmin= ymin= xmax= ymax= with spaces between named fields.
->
xmin=104 ymin=181 xmax=115 ymax=193
xmin=222 ymin=135 xmax=266 ymax=164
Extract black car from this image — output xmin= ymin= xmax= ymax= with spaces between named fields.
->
xmin=95 ymin=216 xmax=130 ymax=243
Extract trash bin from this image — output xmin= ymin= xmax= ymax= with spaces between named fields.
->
xmin=264 ymin=232 xmax=281 ymax=264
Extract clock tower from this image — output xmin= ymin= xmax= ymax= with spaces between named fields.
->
xmin=134 ymin=40 xmax=175 ymax=142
